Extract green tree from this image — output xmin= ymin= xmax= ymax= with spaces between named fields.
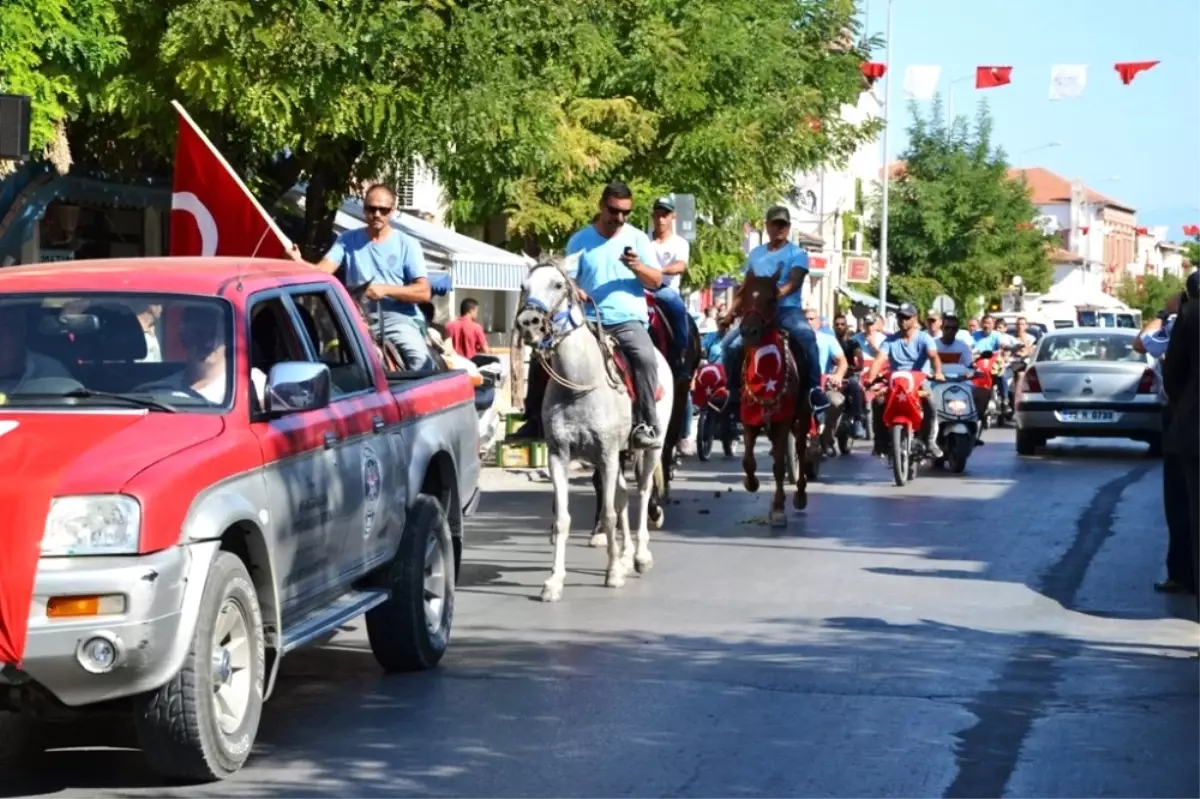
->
xmin=867 ymin=100 xmax=1053 ymax=312
xmin=0 ymin=0 xmax=125 ymax=166
xmin=1182 ymin=233 xmax=1199 ymax=269
xmin=1116 ymin=273 xmax=1185 ymax=319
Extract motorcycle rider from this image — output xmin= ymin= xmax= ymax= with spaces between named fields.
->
xmin=720 ymin=205 xmax=831 ymax=421
xmin=865 ymin=302 xmax=946 ymax=458
xmin=807 ymin=308 xmax=851 ymax=453
xmin=933 ymin=313 xmax=989 ymax=445
xmin=832 ymin=312 xmax=868 ymax=439
xmin=972 ymin=314 xmax=1010 ymax=411
xmin=853 ymin=312 xmax=886 ymax=358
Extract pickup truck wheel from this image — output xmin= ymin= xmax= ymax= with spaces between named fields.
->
xmin=367 ymin=495 xmax=456 ymax=672
xmin=0 ymin=711 xmax=45 ymax=771
xmin=133 ymin=551 xmax=265 ymax=781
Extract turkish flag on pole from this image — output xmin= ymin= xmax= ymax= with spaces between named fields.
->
xmin=975 ymin=66 xmax=1013 ymax=89
xmin=170 ymin=101 xmax=293 ymax=259
xmin=1114 ymin=61 xmax=1159 ymax=85
xmin=1183 ymin=224 xmax=1200 ymax=237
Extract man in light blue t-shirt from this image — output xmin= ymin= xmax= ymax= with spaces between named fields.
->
xmin=297 ymin=183 xmax=434 ymax=371
xmin=510 ymin=182 xmax=666 ymax=448
xmin=720 ymin=205 xmax=829 ymax=415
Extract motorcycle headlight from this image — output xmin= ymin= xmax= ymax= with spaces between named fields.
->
xmin=946 ymin=399 xmax=969 ymax=413
xmin=41 ymin=495 xmax=142 ymax=557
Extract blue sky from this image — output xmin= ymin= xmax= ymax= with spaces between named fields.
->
xmin=860 ymin=0 xmax=1200 ymax=238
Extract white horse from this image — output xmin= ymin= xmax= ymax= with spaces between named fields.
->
xmin=515 ymin=256 xmax=674 ymax=602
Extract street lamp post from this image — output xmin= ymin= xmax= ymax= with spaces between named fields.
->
xmin=877 ymin=0 xmax=894 ymax=321
xmin=1016 ymin=140 xmax=1063 ymax=165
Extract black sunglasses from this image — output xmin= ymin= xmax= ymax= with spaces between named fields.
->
xmin=605 ymin=205 xmax=632 ymax=218
xmin=364 ymin=205 xmax=393 ymax=216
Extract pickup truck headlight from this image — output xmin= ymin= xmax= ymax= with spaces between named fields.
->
xmin=41 ymin=495 xmax=142 ymax=556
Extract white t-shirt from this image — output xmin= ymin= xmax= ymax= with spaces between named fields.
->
xmin=146 ymin=368 xmax=267 ymax=405
xmin=931 ymin=336 xmax=975 ymax=370
xmin=650 ymin=234 xmax=690 ymax=289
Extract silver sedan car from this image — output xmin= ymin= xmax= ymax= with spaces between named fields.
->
xmin=1012 ymin=328 xmax=1164 ymax=455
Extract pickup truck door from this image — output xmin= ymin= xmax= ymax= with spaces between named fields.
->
xmin=246 ymin=294 xmax=342 ymax=622
xmin=287 ymin=286 xmax=403 ymax=589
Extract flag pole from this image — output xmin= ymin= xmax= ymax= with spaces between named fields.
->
xmin=877 ymin=0 xmax=894 ymax=322
xmin=170 ymin=100 xmax=294 ymax=254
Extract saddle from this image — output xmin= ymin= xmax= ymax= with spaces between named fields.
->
xmin=644 ymin=292 xmax=674 ymax=361
xmin=609 ymin=342 xmax=666 ymax=403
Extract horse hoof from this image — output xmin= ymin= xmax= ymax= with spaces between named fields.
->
xmin=768 ymin=510 xmax=787 ymax=528
xmin=649 ymin=508 xmax=665 ymax=530
xmin=635 ymin=554 xmax=654 ymax=574
xmin=793 ymin=491 xmax=808 ymax=511
xmin=743 ymin=475 xmax=760 ymax=493
xmin=540 ymin=582 xmax=564 ymax=602
xmin=588 ymin=532 xmax=606 ymax=548
xmin=605 ymin=569 xmax=626 ymax=588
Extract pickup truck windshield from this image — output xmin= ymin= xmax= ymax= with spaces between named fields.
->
xmin=0 ymin=293 xmax=235 ymax=411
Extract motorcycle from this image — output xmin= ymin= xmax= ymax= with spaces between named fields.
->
xmin=874 ymin=369 xmax=930 ymax=487
xmin=929 ymin=363 xmax=980 ymax=474
xmin=972 ymin=350 xmax=1000 ymax=430
xmin=693 ymin=362 xmax=736 ymax=461
xmin=1002 ymin=350 xmax=1029 ymax=425
xmin=834 ymin=351 xmax=868 ymax=455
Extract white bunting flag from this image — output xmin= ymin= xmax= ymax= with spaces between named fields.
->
xmin=1049 ymin=65 xmax=1087 ymax=100
xmin=903 ymin=65 xmax=943 ymax=101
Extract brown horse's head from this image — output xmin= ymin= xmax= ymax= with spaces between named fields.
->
xmin=738 ymin=267 xmax=783 ymax=349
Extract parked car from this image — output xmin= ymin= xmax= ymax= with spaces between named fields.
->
xmin=0 ymin=257 xmax=481 ymax=780
xmin=1012 ymin=328 xmax=1163 ymax=456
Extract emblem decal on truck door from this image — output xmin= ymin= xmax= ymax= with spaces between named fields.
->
xmin=362 ymin=444 xmax=382 ymax=535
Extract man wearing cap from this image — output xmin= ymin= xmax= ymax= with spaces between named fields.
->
xmin=853 ymin=312 xmax=885 ymax=359
xmin=864 ymin=301 xmax=946 ymax=457
xmin=720 ymin=204 xmax=830 ymax=418
xmin=649 ymin=196 xmax=693 ymax=367
xmin=1136 ymin=270 xmax=1199 ymax=597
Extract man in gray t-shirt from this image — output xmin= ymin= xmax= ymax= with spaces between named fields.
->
xmin=0 ymin=306 xmax=71 ymax=394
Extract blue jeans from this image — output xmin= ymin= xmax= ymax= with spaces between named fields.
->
xmin=651 ymin=284 xmax=690 ymax=356
xmin=372 ymin=311 xmax=434 ymax=371
xmin=721 ymin=307 xmax=822 ymax=403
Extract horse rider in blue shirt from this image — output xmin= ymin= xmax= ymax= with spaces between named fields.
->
xmin=719 ymin=205 xmax=830 ymax=420
xmin=293 ymin=183 xmax=435 ymax=371
xmin=510 ymin=182 xmax=665 ymax=448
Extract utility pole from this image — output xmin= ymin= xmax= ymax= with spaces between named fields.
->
xmin=877 ymin=0 xmax=894 ymax=320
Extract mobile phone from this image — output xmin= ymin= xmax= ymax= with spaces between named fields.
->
xmin=623 ymin=247 xmax=634 ymax=257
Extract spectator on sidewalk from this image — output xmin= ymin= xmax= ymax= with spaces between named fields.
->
xmin=1161 ymin=271 xmax=1200 ymax=613
xmin=1137 ymin=272 xmax=1198 ymax=596
xmin=446 ymin=298 xmax=491 ymax=360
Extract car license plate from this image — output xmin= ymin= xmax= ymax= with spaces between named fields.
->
xmin=1058 ymin=409 xmax=1117 ymax=423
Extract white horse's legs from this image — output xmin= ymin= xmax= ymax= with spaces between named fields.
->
xmin=541 ymin=449 xmax=572 ymax=602
xmin=596 ymin=452 xmax=624 ymax=588
xmin=617 ymin=463 xmax=634 ymax=573
xmin=633 ymin=447 xmax=658 ymax=574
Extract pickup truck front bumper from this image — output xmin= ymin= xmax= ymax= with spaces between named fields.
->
xmin=7 ymin=545 xmax=204 ymax=707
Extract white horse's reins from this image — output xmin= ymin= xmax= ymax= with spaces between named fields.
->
xmin=519 ymin=262 xmax=622 ymax=393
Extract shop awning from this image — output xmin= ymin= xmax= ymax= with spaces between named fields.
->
xmin=838 ymin=284 xmax=898 ymax=311
xmin=335 ymin=200 xmax=533 ymax=292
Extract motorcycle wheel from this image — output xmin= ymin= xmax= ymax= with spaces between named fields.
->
xmin=696 ymin=409 xmax=714 ymax=462
xmin=837 ymin=430 xmax=852 ymax=455
xmin=891 ymin=425 xmax=910 ymax=487
xmin=948 ymin=434 xmax=973 ymax=473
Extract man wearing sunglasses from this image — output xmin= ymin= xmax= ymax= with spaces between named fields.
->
xmin=719 ymin=205 xmax=830 ymax=420
xmin=293 ymin=183 xmax=434 ymax=371
xmin=511 ymin=182 xmax=664 ymax=448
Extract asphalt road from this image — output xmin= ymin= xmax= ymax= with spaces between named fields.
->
xmin=7 ymin=429 xmax=1199 ymax=798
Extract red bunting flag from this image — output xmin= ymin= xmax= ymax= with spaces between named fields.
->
xmin=862 ymin=62 xmax=887 ymax=80
xmin=1135 ymin=226 xmax=1149 ymax=235
xmin=1183 ymin=224 xmax=1200 ymax=237
xmin=1114 ymin=61 xmax=1159 ymax=85
xmin=1079 ymin=226 xmax=1090 ymax=234
xmin=976 ymin=66 xmax=1013 ymax=89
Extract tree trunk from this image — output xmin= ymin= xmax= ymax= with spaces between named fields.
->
xmin=299 ymin=138 xmax=363 ymax=262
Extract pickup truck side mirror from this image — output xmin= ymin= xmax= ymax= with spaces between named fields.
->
xmin=265 ymin=361 xmax=332 ymax=415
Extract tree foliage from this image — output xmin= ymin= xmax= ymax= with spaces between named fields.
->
xmin=0 ymin=0 xmax=125 ymax=155
xmin=866 ymin=100 xmax=1053 ymax=312
xmin=1182 ymin=233 xmax=1200 ymax=269
xmin=1116 ymin=273 xmax=1186 ymax=320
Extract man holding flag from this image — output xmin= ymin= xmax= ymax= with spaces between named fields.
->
xmin=289 ymin=184 xmax=435 ymax=371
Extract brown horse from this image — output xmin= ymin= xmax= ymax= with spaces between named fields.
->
xmin=735 ymin=270 xmax=813 ymax=527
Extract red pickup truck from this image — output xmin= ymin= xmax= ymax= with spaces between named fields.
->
xmin=0 ymin=257 xmax=481 ymax=780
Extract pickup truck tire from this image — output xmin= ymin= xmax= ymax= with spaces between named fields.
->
xmin=367 ymin=494 xmax=456 ymax=672
xmin=133 ymin=551 xmax=266 ymax=781
xmin=0 ymin=711 xmax=45 ymax=772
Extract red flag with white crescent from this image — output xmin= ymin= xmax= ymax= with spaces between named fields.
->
xmin=740 ymin=330 xmax=795 ymax=427
xmin=169 ymin=102 xmax=293 ymax=259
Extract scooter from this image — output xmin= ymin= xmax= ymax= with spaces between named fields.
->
xmin=693 ymin=362 xmax=732 ymax=462
xmin=875 ymin=370 xmax=930 ymax=487
xmin=972 ymin=350 xmax=1000 ymax=430
xmin=929 ymin=363 xmax=980 ymax=474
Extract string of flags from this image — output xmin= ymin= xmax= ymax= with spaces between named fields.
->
xmin=863 ymin=60 xmax=1161 ymax=100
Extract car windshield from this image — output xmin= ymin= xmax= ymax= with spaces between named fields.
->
xmin=0 ymin=293 xmax=234 ymax=411
xmin=1037 ymin=334 xmax=1144 ymax=364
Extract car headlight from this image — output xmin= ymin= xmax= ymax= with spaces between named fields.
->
xmin=946 ymin=399 xmax=969 ymax=413
xmin=41 ymin=495 xmax=141 ymax=556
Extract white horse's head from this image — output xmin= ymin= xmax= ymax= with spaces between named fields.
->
xmin=516 ymin=255 xmax=578 ymax=347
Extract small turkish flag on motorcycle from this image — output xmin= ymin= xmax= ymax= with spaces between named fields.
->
xmin=169 ymin=101 xmax=293 ymax=259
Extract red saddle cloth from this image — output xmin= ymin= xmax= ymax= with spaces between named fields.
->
xmin=612 ymin=346 xmax=666 ymax=403
xmin=644 ymin=292 xmax=672 ymax=360
xmin=740 ymin=329 xmax=796 ymax=427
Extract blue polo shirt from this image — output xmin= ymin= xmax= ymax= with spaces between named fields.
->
xmin=324 ymin=226 xmax=427 ymax=318
xmin=567 ymin=224 xmax=657 ymax=327
xmin=882 ymin=331 xmax=937 ymax=372
xmin=815 ymin=328 xmax=842 ymax=374
xmin=743 ymin=242 xmax=809 ymax=310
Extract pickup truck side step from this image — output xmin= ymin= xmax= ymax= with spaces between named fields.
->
xmin=280 ymin=589 xmax=390 ymax=655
